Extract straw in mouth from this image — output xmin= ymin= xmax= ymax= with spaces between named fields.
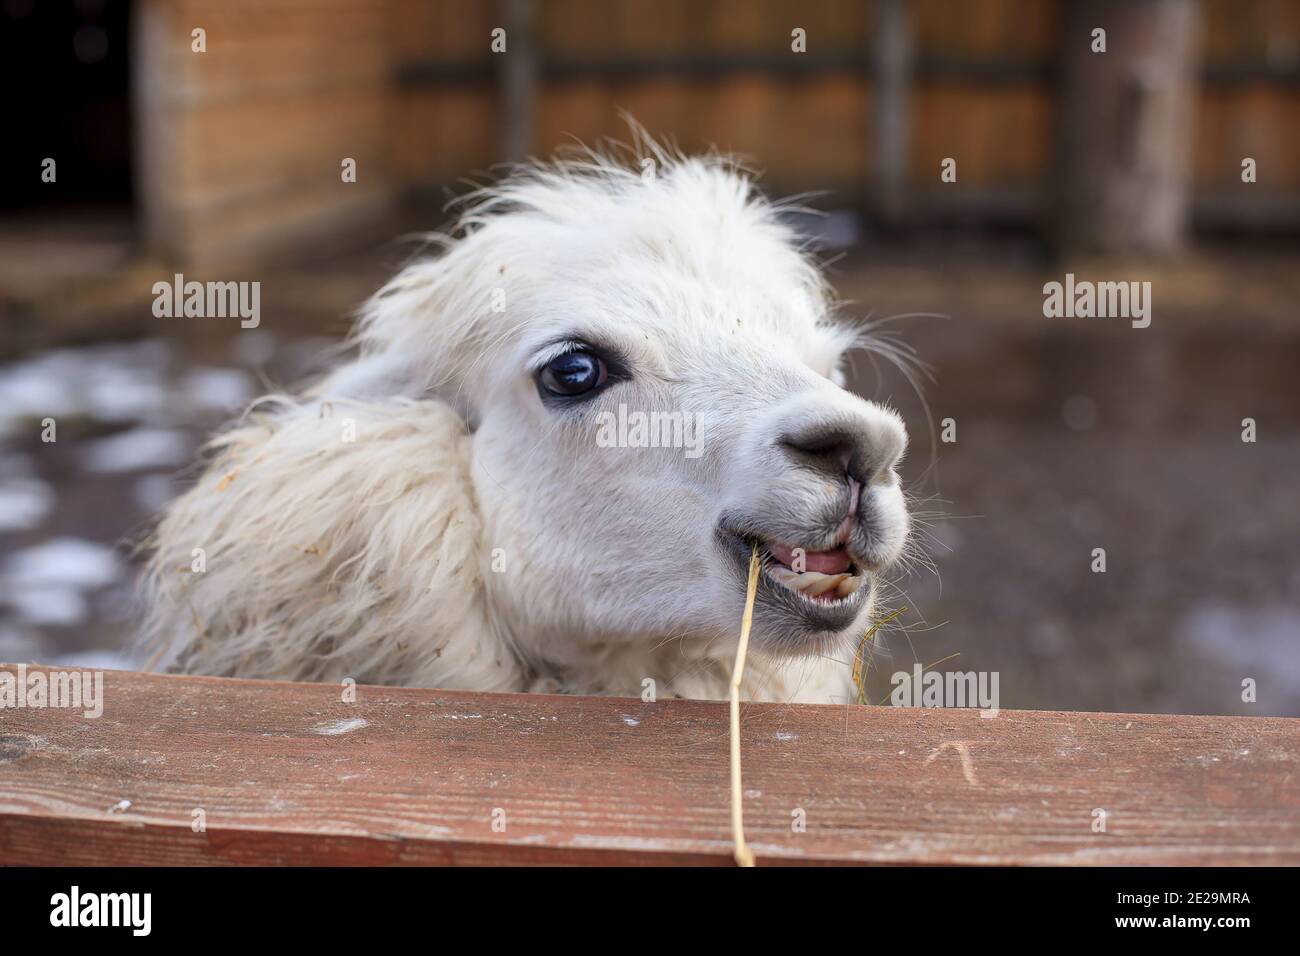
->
xmin=728 ymin=543 xmax=762 ymax=868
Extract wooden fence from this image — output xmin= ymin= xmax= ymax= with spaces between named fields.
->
xmin=1 ymin=666 xmax=1297 ymax=864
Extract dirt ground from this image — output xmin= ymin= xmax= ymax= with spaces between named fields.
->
xmin=840 ymin=239 xmax=1300 ymax=716
xmin=2 ymin=231 xmax=1297 ymax=716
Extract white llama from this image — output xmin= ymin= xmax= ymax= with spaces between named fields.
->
xmin=142 ymin=143 xmax=910 ymax=704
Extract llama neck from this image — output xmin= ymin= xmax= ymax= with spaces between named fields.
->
xmin=522 ymin=636 xmax=856 ymax=705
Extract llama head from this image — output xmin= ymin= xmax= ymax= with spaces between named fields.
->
xmin=334 ymin=145 xmax=910 ymax=683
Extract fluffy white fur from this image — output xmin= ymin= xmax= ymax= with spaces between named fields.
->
xmin=142 ymin=140 xmax=910 ymax=704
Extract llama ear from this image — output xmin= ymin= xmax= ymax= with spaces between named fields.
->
xmin=322 ymin=230 xmax=512 ymax=421
xmin=317 ymin=343 xmax=481 ymax=429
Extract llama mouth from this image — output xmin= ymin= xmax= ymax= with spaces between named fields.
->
xmin=761 ymin=540 xmax=866 ymax=604
xmin=716 ymin=526 xmax=872 ymax=639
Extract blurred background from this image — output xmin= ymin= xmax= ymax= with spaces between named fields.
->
xmin=1 ymin=0 xmax=1297 ymax=715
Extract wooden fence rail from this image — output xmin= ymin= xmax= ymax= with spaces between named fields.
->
xmin=1 ymin=665 xmax=1297 ymax=865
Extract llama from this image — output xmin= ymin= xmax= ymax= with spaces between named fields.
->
xmin=141 ymin=142 xmax=911 ymax=704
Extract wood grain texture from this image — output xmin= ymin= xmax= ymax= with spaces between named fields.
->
xmin=0 ymin=666 xmax=1296 ymax=866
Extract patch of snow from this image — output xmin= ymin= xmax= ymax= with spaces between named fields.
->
xmin=0 ymin=359 xmax=81 ymax=422
xmin=85 ymin=365 xmax=169 ymax=423
xmin=81 ymin=428 xmax=190 ymax=473
xmin=0 ymin=625 xmax=40 ymax=660
xmin=5 ymin=585 xmax=87 ymax=626
xmin=0 ymin=341 xmax=173 ymax=436
xmin=2 ymin=537 xmax=122 ymax=590
xmin=181 ymin=367 xmax=254 ymax=413
xmin=0 ymin=479 xmax=55 ymax=532
xmin=1180 ymin=601 xmax=1300 ymax=694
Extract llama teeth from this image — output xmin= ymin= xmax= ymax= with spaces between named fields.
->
xmin=768 ymin=566 xmax=825 ymax=591
xmin=803 ymin=573 xmax=846 ymax=596
xmin=834 ymin=574 xmax=863 ymax=598
xmin=766 ymin=564 xmax=861 ymax=600
xmin=767 ymin=566 xmax=801 ymax=587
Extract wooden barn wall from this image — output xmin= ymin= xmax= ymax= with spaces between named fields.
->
xmin=388 ymin=0 xmax=497 ymax=185
xmin=135 ymin=0 xmax=1300 ymax=267
xmin=533 ymin=0 xmax=871 ymax=193
xmin=137 ymin=0 xmax=398 ymax=267
xmin=1196 ymin=0 xmax=1300 ymax=196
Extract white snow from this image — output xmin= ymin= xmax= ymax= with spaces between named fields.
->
xmin=0 ymin=341 xmax=173 ymax=436
xmin=2 ymin=537 xmax=122 ymax=590
xmin=1180 ymin=601 xmax=1300 ymax=694
xmin=80 ymin=427 xmax=191 ymax=473
xmin=5 ymin=585 xmax=87 ymax=626
xmin=0 ymin=625 xmax=40 ymax=660
xmin=0 ymin=479 xmax=56 ymax=532
xmin=182 ymin=367 xmax=254 ymax=412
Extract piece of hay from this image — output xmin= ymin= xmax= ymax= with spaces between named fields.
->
xmin=729 ymin=544 xmax=761 ymax=867
xmin=852 ymin=605 xmax=907 ymax=705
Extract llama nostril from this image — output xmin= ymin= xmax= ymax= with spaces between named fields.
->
xmin=779 ymin=414 xmax=903 ymax=484
xmin=778 ymin=425 xmax=862 ymax=480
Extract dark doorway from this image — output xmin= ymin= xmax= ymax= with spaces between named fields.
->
xmin=1 ymin=0 xmax=134 ymax=214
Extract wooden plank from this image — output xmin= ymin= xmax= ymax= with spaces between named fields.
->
xmin=1 ymin=666 xmax=1297 ymax=866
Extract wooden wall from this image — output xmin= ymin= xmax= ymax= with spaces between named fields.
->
xmin=134 ymin=0 xmax=1300 ymax=267
xmin=1197 ymin=0 xmax=1300 ymax=202
xmin=136 ymin=0 xmax=397 ymax=267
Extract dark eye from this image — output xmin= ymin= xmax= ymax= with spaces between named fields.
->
xmin=539 ymin=350 xmax=607 ymax=398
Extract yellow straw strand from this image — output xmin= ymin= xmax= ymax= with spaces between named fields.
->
xmin=730 ymin=544 xmax=761 ymax=867
xmin=852 ymin=606 xmax=907 ymax=705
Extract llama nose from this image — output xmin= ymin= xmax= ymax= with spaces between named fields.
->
xmin=778 ymin=412 xmax=905 ymax=484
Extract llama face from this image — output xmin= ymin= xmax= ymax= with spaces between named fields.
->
xmin=144 ymin=151 xmax=912 ymax=698
xmin=441 ymin=160 xmax=911 ymax=674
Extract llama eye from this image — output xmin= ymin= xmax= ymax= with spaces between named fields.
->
xmin=538 ymin=350 xmax=607 ymax=398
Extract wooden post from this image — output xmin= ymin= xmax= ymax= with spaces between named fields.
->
xmin=131 ymin=0 xmax=181 ymax=263
xmin=872 ymin=0 xmax=913 ymax=227
xmin=499 ymin=0 xmax=538 ymax=163
xmin=1057 ymin=0 xmax=1202 ymax=254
